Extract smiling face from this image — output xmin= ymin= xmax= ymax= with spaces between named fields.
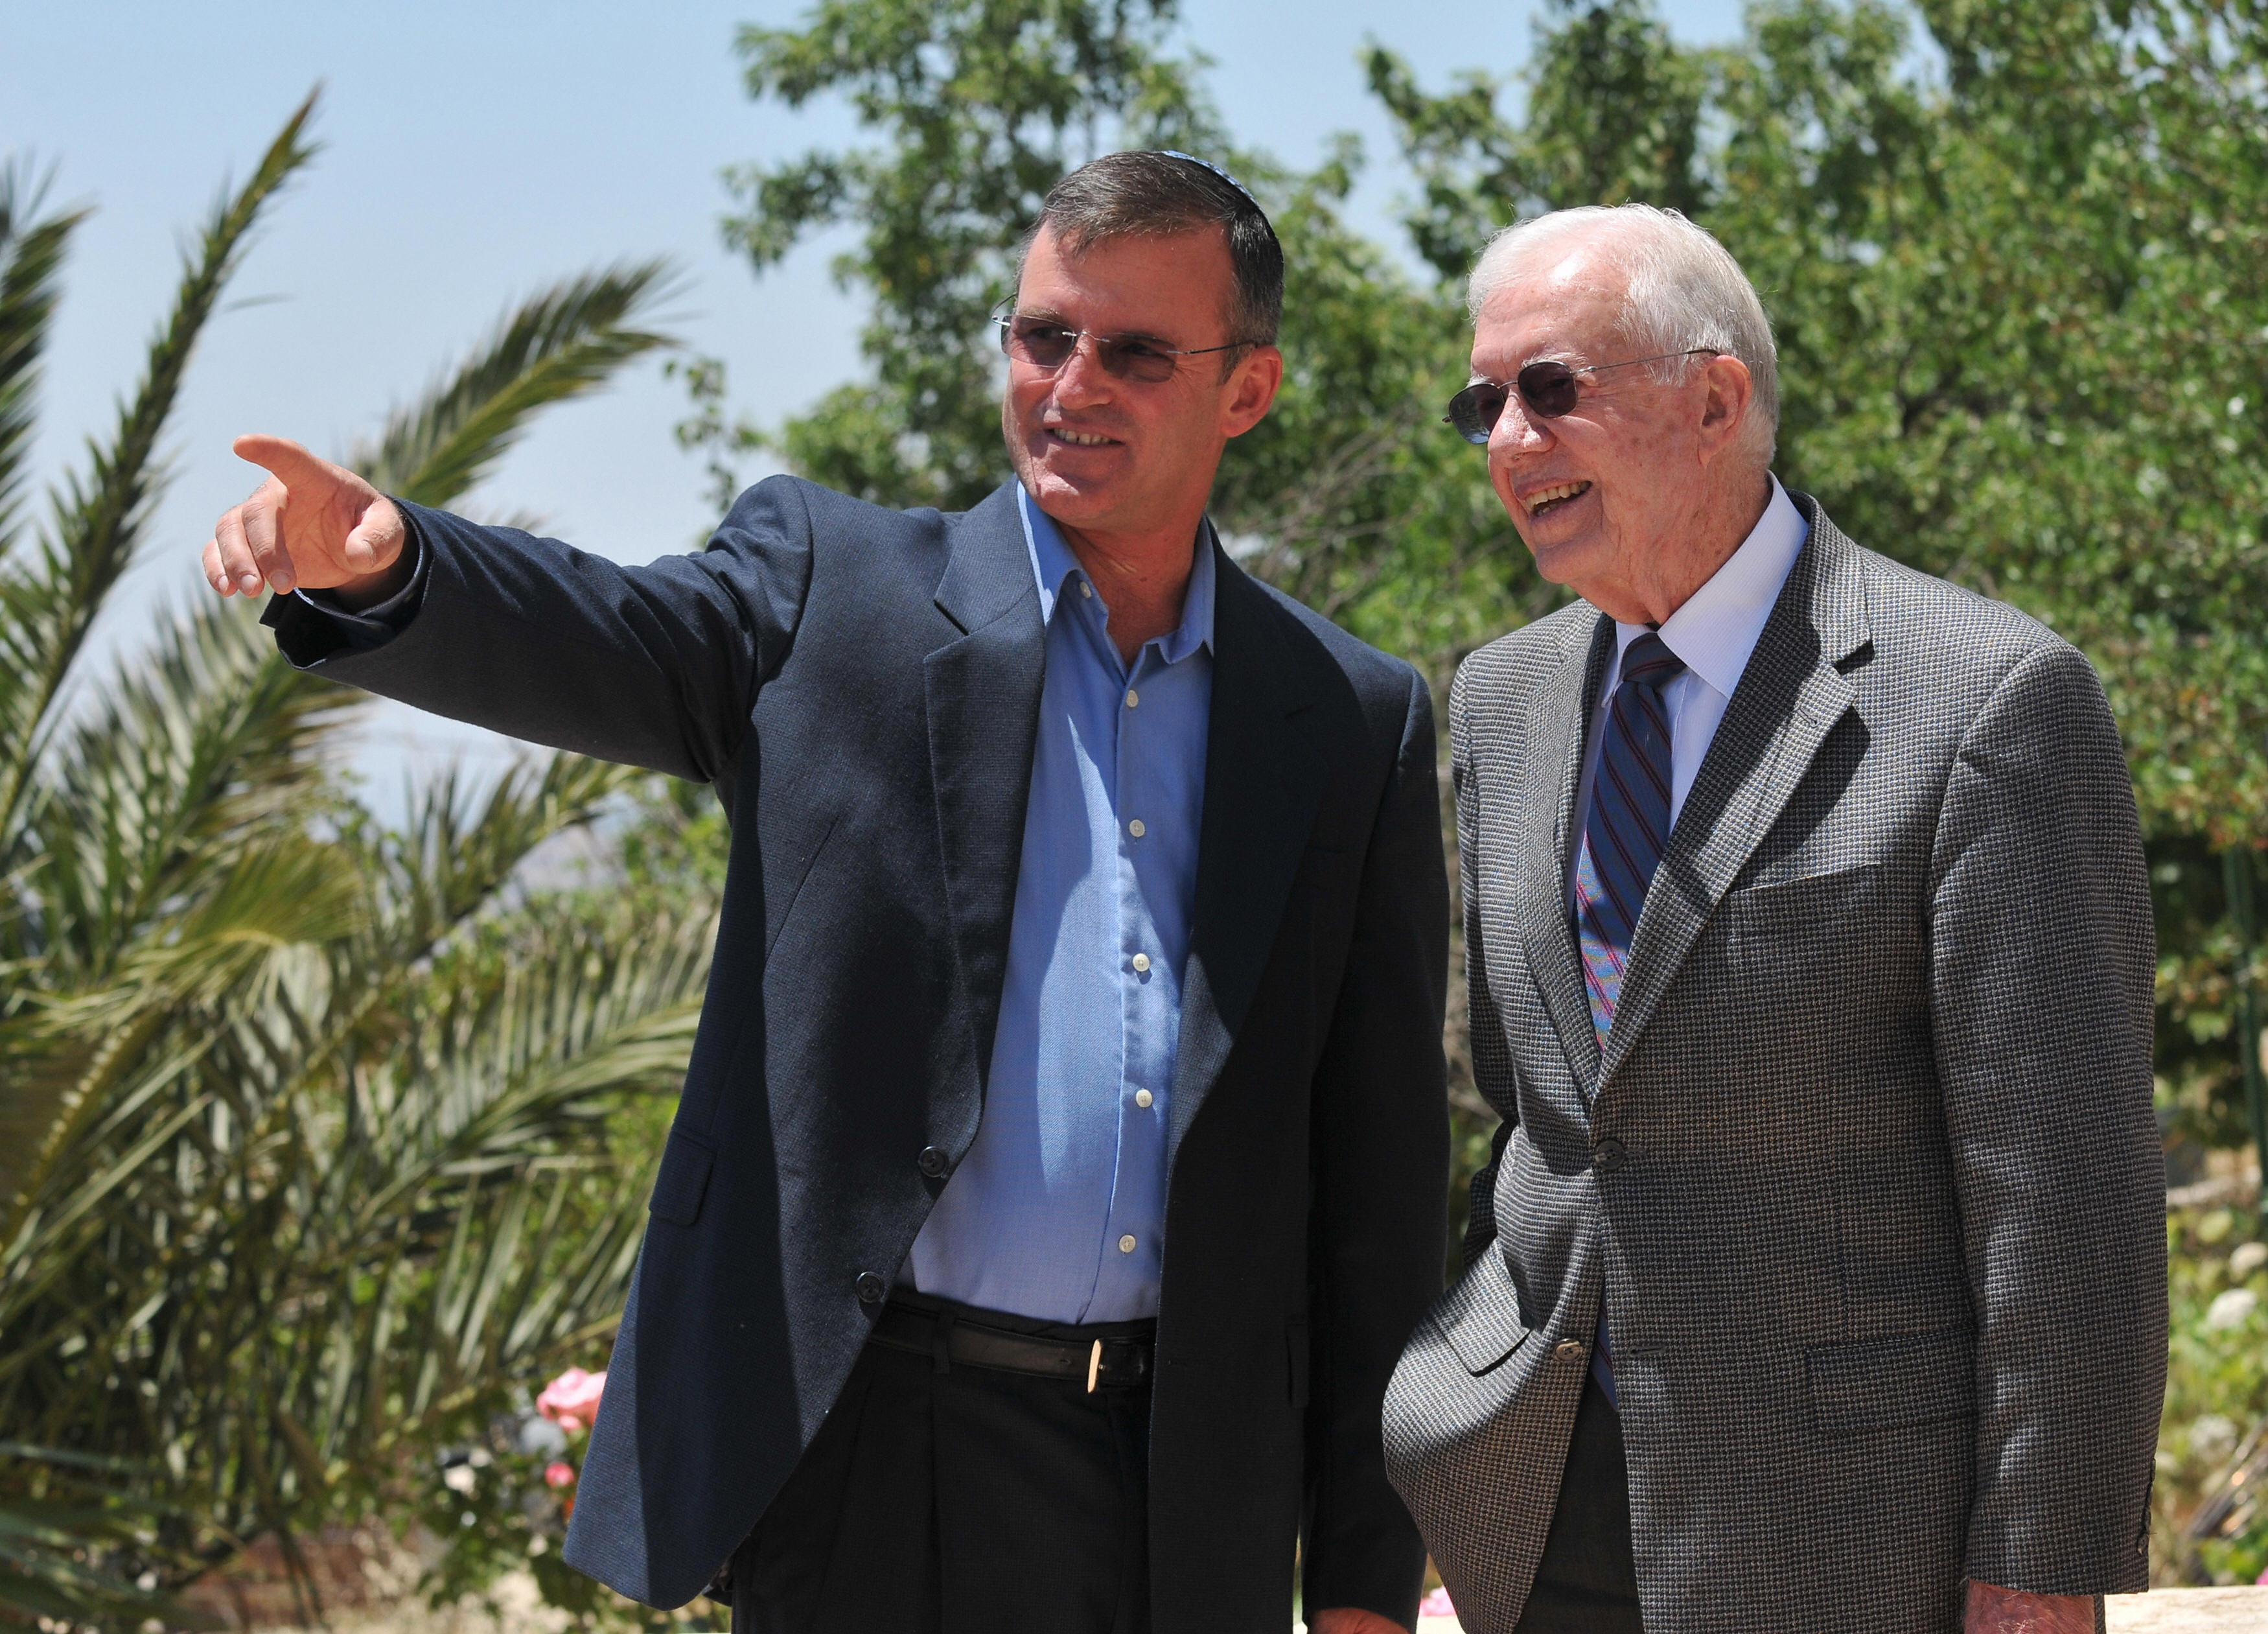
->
xmin=1470 ymin=238 xmax=1761 ymax=624
xmin=1001 ymin=224 xmax=1280 ymax=549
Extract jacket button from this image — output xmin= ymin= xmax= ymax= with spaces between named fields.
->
xmin=1553 ymin=1339 xmax=1586 ymax=1362
xmin=855 ymin=1272 xmax=885 ymax=1305
xmin=1591 ymin=1138 xmax=1628 ymax=1174
xmin=917 ymin=1145 xmax=951 ymax=1178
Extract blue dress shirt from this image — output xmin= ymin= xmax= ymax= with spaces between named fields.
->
xmin=906 ymin=486 xmax=1214 ymax=1324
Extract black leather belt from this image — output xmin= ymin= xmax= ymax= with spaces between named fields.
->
xmin=868 ymin=1301 xmax=1154 ymax=1391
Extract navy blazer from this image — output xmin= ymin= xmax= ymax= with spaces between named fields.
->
xmin=266 ymin=477 xmax=1450 ymax=1631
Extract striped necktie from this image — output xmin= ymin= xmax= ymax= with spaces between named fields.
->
xmin=1571 ymin=629 xmax=1684 ymax=1405
xmin=1575 ymin=631 xmax=1685 ymax=1044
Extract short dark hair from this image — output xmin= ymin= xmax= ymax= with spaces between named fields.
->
xmin=1020 ymin=150 xmax=1283 ymax=353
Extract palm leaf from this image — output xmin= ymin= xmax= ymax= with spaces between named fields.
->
xmin=0 ymin=158 xmax=88 ymax=554
xmin=0 ymin=93 xmax=319 ymax=850
xmin=354 ymin=261 xmax=681 ymax=508
xmin=0 ymin=1445 xmax=191 ymax=1628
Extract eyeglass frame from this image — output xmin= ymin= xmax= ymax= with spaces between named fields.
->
xmin=995 ymin=312 xmax=1269 ymax=383
xmin=1444 ymin=348 xmax=1720 ymax=445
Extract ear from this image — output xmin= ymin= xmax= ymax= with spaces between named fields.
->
xmin=1221 ymin=345 xmax=1285 ymax=439
xmin=1695 ymin=353 xmax=1755 ymax=463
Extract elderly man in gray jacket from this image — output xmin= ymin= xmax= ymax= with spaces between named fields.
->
xmin=1383 ymin=204 xmax=2165 ymax=1634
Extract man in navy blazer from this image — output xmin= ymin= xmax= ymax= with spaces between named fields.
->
xmin=203 ymin=154 xmax=1448 ymax=1634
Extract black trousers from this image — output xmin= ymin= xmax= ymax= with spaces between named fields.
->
xmin=1514 ymin=1371 xmax=1644 ymax=1633
xmin=727 ymin=1294 xmax=1155 ymax=1634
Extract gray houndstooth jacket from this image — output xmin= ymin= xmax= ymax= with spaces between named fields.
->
xmin=1382 ymin=495 xmax=2166 ymax=1633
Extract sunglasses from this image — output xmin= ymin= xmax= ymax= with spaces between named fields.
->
xmin=997 ymin=315 xmax=1261 ymax=384
xmin=1444 ymin=349 xmax=1719 ymax=445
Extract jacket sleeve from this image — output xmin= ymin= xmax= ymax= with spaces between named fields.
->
xmin=260 ymin=476 xmax=819 ymax=784
xmin=1928 ymin=640 xmax=2165 ymax=1595
xmin=1450 ymin=655 xmax=1521 ymax=1268
xmin=1299 ymin=663 xmax=1451 ymax=1628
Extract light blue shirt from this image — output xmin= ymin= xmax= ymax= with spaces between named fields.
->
xmin=907 ymin=486 xmax=1214 ymax=1323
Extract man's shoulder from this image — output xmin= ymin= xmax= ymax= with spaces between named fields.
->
xmin=720 ymin=473 xmax=970 ymax=552
xmin=1236 ymin=565 xmax=1425 ymax=706
xmin=1453 ymin=598 xmax=1600 ymax=713
xmin=1818 ymin=510 xmax=2090 ymax=703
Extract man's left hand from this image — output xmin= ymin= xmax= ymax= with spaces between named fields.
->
xmin=1310 ymin=1610 xmax=1408 ymax=1634
xmin=1965 ymin=1580 xmax=2096 ymax=1633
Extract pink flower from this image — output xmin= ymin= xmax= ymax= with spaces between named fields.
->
xmin=1419 ymin=1585 xmax=1456 ymax=1616
xmin=537 ymin=1366 xmax=607 ymax=1433
xmin=544 ymin=1461 xmax=577 ymax=1489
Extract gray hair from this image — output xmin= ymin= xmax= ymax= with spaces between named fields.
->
xmin=1466 ymin=204 xmax=1779 ymax=464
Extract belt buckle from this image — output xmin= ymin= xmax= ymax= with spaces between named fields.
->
xmin=1086 ymin=1338 xmax=1102 ymax=1393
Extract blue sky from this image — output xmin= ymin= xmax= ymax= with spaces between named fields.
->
xmin=5 ymin=0 xmax=1747 ymax=783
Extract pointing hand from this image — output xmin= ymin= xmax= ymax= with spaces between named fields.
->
xmin=203 ymin=434 xmax=410 ymax=607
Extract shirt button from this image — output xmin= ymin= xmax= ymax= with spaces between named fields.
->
xmin=1128 ymin=819 xmax=1146 ymax=838
xmin=1118 ymin=1235 xmax=1137 ymax=1254
xmin=1135 ymin=1088 xmax=1153 ymax=1108
xmin=1125 ymin=689 xmax=1139 ymax=708
xmin=856 ymin=1272 xmax=886 ymax=1305
xmin=1078 ymin=581 xmax=1093 ymax=599
xmin=1131 ymin=953 xmax=1151 ymax=974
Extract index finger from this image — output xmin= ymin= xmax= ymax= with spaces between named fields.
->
xmin=232 ymin=433 xmax=337 ymax=491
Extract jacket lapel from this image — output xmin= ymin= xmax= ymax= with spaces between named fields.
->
xmin=1516 ymin=610 xmax=1616 ymax=1091
xmin=1595 ymin=496 xmax=1873 ymax=1087
xmin=923 ymin=482 xmax=1049 ymax=1090
xmin=1167 ymin=543 xmax=1327 ymax=1172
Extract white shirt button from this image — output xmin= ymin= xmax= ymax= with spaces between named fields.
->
xmin=1135 ymin=1088 xmax=1153 ymax=1108
xmin=1125 ymin=688 xmax=1139 ymax=708
xmin=1128 ymin=819 xmax=1146 ymax=838
xmin=1079 ymin=580 xmax=1093 ymax=599
xmin=1131 ymin=953 xmax=1151 ymax=974
xmin=1118 ymin=1235 xmax=1137 ymax=1254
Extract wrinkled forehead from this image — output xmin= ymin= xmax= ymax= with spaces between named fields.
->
xmin=1469 ymin=241 xmax=1632 ymax=378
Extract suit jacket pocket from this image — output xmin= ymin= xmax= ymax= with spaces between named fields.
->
xmin=1805 ymin=1325 xmax=1974 ymax=1434
xmin=649 ymin=1128 xmax=717 ymax=1226
xmin=1433 ymin=1246 xmax=1531 ymax=1376
xmin=1724 ymin=859 xmax=1880 ymax=915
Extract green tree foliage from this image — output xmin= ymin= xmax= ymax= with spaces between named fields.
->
xmin=0 ymin=99 xmax=708 ymax=1614
xmin=721 ymin=0 xmax=1221 ymax=510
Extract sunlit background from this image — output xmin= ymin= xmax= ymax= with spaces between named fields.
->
xmin=6 ymin=0 xmax=1743 ymax=784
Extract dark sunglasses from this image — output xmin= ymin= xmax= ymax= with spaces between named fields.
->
xmin=1444 ymin=349 xmax=1719 ymax=445
xmin=997 ymin=315 xmax=1261 ymax=384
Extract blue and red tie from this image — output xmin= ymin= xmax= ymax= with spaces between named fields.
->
xmin=1572 ymin=631 xmax=1684 ymax=1403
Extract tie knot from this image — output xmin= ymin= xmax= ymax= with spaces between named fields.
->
xmin=1620 ymin=631 xmax=1685 ymax=692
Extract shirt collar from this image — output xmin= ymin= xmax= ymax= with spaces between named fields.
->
xmin=1613 ymin=475 xmax=1809 ymax=698
xmin=1017 ymin=483 xmax=1216 ymax=660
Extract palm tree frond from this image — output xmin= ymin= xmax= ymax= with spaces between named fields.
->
xmin=354 ymin=260 xmax=682 ymax=509
xmin=0 ymin=93 xmax=321 ymax=848
xmin=0 ymin=156 xmax=89 ymax=555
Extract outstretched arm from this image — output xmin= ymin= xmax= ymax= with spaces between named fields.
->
xmin=201 ymin=436 xmax=815 ymax=784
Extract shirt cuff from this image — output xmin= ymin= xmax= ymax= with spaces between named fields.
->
xmin=259 ymin=506 xmax=429 ymax=665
